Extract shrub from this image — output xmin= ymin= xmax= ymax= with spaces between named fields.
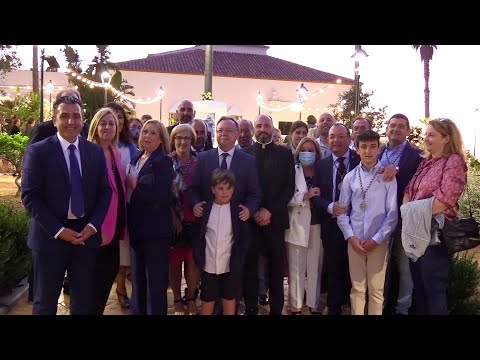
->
xmin=447 ymin=252 xmax=480 ymax=315
xmin=0 ymin=201 xmax=30 ymax=295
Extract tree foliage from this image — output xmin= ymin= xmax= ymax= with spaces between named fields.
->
xmin=0 ymin=91 xmax=50 ymax=122
xmin=329 ymin=84 xmax=388 ymax=133
xmin=0 ymin=45 xmax=22 ymax=78
xmin=61 ymin=45 xmax=135 ymax=122
xmin=0 ymin=133 xmax=28 ymax=195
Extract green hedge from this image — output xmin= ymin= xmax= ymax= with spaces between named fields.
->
xmin=448 ymin=252 xmax=480 ymax=315
xmin=0 ymin=202 xmax=30 ymax=295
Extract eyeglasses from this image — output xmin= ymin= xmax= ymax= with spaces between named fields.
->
xmin=175 ymin=136 xmax=193 ymax=142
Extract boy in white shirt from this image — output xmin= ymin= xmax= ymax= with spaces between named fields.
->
xmin=337 ymin=130 xmax=398 ymax=315
xmin=192 ymin=169 xmax=250 ymax=315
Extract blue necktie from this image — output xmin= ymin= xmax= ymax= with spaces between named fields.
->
xmin=68 ymin=144 xmax=85 ymax=218
xmin=220 ymin=153 xmax=228 ymax=169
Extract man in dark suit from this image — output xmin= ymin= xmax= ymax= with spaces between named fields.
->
xmin=242 ymin=114 xmax=295 ymax=315
xmin=190 ymin=116 xmax=261 ymax=222
xmin=378 ymin=114 xmax=422 ymax=315
xmin=312 ymin=123 xmax=360 ymax=315
xmin=190 ymin=116 xmax=262 ymax=314
xmin=167 ymin=99 xmax=213 ymax=149
xmin=26 ymin=90 xmax=89 ymax=300
xmin=21 ymin=95 xmax=111 ymax=315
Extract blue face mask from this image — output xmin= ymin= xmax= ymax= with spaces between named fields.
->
xmin=299 ymin=151 xmax=316 ymax=166
xmin=130 ymin=128 xmax=140 ymax=140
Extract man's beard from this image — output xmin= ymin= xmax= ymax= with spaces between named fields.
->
xmin=180 ymin=115 xmax=192 ymax=124
xmin=255 ymin=133 xmax=272 ymax=144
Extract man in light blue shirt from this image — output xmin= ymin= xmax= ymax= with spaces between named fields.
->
xmin=337 ymin=130 xmax=398 ymax=315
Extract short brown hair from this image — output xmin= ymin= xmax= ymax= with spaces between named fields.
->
xmin=211 ymin=168 xmax=236 ymax=188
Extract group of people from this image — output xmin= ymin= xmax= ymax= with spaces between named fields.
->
xmin=20 ymin=92 xmax=468 ymax=315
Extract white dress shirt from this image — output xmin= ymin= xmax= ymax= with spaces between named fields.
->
xmin=217 ymin=147 xmax=235 ymax=170
xmin=337 ymin=161 xmax=398 ymax=244
xmin=204 ymin=203 xmax=234 ymax=274
xmin=327 ymin=150 xmax=350 ymax=215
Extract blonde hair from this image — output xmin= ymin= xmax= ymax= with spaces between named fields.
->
xmin=170 ymin=124 xmax=197 ymax=152
xmin=423 ymin=118 xmax=465 ymax=160
xmin=138 ymin=120 xmax=170 ymax=154
xmin=294 ymin=137 xmax=322 ymax=162
xmin=88 ymin=108 xmax=119 ymax=146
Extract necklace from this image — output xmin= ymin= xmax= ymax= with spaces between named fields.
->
xmin=357 ymin=167 xmax=377 ymax=211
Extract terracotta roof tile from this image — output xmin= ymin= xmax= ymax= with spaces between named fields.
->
xmin=115 ymin=48 xmax=354 ymax=85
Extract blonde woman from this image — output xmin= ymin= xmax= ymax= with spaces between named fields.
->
xmin=285 ymin=137 xmax=324 ymax=315
xmin=403 ymin=118 xmax=467 ymax=315
xmin=126 ymin=120 xmax=174 ymax=315
xmin=87 ymin=107 xmax=127 ymax=314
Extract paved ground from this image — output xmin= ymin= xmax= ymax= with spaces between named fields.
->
xmin=7 ymin=277 xmax=330 ymax=315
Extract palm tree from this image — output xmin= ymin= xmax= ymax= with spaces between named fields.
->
xmin=413 ymin=45 xmax=437 ymax=118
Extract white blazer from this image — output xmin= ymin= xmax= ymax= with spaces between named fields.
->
xmin=285 ymin=164 xmax=312 ymax=247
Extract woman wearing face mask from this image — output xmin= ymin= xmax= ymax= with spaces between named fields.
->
xmin=284 ymin=137 xmax=324 ymax=315
xmin=129 ymin=117 xmax=142 ymax=148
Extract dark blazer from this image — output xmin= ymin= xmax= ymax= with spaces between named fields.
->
xmin=27 ymin=120 xmax=89 ymax=146
xmin=192 ymin=200 xmax=251 ymax=276
xmin=21 ymin=135 xmax=112 ymax=251
xmin=243 ymin=142 xmax=295 ymax=230
xmin=312 ymin=149 xmax=360 ymax=216
xmin=127 ymin=148 xmax=174 ymax=243
xmin=190 ymin=148 xmax=262 ymax=217
xmin=379 ymin=141 xmax=422 ymax=208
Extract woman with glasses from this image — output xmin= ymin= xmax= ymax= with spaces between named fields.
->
xmin=402 ymin=118 xmax=467 ymax=315
xmin=169 ymin=124 xmax=200 ymax=315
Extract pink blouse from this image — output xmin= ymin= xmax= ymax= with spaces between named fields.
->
xmin=405 ymin=154 xmax=467 ymax=220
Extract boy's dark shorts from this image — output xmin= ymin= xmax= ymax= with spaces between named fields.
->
xmin=200 ymin=271 xmax=238 ymax=302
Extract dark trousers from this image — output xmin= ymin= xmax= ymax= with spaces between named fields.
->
xmin=243 ymin=225 xmax=286 ymax=315
xmin=31 ymin=220 xmax=97 ymax=315
xmin=91 ymin=238 xmax=120 ymax=315
xmin=130 ymin=238 xmax=169 ymax=315
xmin=321 ymin=218 xmax=350 ymax=314
xmin=409 ymin=241 xmax=451 ymax=315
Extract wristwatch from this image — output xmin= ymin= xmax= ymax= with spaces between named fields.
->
xmin=395 ymin=166 xmax=400 ymax=173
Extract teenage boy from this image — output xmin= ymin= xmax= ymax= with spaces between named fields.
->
xmin=192 ymin=169 xmax=251 ymax=315
xmin=337 ymin=130 xmax=398 ymax=315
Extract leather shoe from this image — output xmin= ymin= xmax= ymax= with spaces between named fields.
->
xmin=240 ymin=307 xmax=258 ymax=315
xmin=258 ymin=294 xmax=269 ymax=306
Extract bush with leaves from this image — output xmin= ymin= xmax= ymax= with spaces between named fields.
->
xmin=0 ymin=202 xmax=30 ymax=296
xmin=447 ymin=252 xmax=480 ymax=315
xmin=0 ymin=133 xmax=28 ymax=195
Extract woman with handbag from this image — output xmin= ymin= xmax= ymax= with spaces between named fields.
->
xmin=402 ymin=118 xmax=467 ymax=315
xmin=168 ymin=124 xmax=200 ymax=315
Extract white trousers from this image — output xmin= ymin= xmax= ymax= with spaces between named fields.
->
xmin=286 ymin=224 xmax=323 ymax=311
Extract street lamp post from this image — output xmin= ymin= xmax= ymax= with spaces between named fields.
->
xmin=46 ymin=80 xmax=54 ymax=112
xmin=296 ymin=83 xmax=308 ymax=120
xmin=351 ymin=45 xmax=369 ymax=118
xmin=159 ymin=86 xmax=165 ymax=120
xmin=101 ymin=70 xmax=111 ymax=105
xmin=39 ymin=49 xmax=59 ymax=122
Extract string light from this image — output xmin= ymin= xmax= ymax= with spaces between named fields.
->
xmin=65 ymin=70 xmax=165 ymax=105
xmin=256 ymin=80 xmax=342 ymax=113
